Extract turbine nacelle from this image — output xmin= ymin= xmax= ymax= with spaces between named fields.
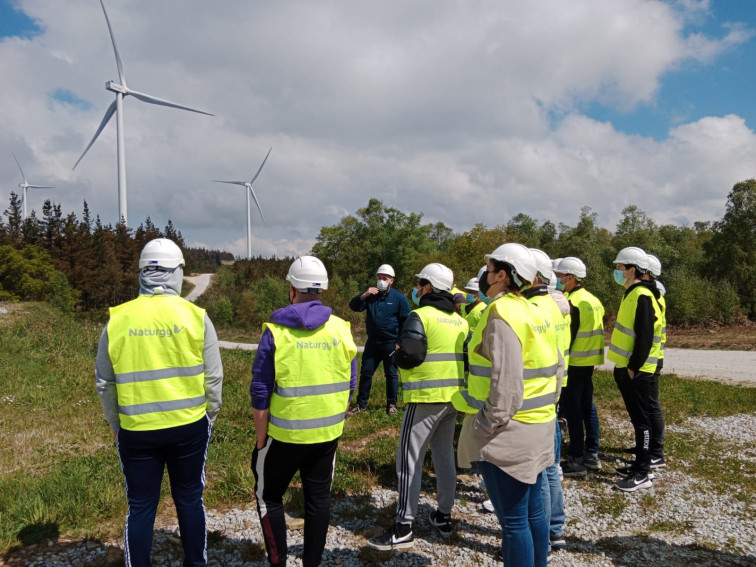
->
xmin=106 ymin=81 xmax=128 ymax=94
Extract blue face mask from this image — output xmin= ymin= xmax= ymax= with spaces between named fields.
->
xmin=466 ymin=293 xmax=476 ymax=303
xmin=477 ymin=290 xmax=491 ymax=304
xmin=613 ymin=269 xmax=627 ymax=286
xmin=555 ymin=278 xmax=566 ymax=292
xmin=412 ymin=287 xmax=421 ymax=306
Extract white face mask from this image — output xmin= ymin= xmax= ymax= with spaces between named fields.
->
xmin=376 ymin=279 xmax=389 ymax=292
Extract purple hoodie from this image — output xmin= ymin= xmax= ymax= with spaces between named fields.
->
xmin=250 ymin=300 xmax=358 ymax=410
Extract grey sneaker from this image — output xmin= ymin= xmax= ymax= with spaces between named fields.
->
xmin=550 ymin=534 xmax=566 ymax=551
xmin=583 ymin=453 xmax=602 ymax=471
xmin=387 ymin=404 xmax=398 ymax=415
xmin=429 ymin=509 xmax=453 ymax=537
xmin=561 ymin=457 xmax=587 ymax=478
xmin=346 ymin=405 xmax=366 ymax=417
xmin=367 ymin=522 xmax=414 ymax=550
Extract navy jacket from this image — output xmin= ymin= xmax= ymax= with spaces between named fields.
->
xmin=349 ymin=287 xmax=411 ymax=343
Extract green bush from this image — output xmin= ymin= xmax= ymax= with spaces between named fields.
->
xmin=215 ymin=297 xmax=234 ymax=325
xmin=47 ymin=271 xmax=79 ymax=313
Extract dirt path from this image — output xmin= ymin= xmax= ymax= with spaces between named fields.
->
xmin=183 ymin=274 xmax=212 ymax=302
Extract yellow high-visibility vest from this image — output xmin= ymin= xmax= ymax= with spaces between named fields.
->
xmin=451 ymin=294 xmax=559 ymax=424
xmin=607 ymin=286 xmax=662 ymax=373
xmin=266 ymin=316 xmax=357 ymax=444
xmin=528 ymin=292 xmax=571 ymax=372
xmin=464 ymin=301 xmax=486 ymax=330
xmin=656 ymin=294 xmax=667 ymax=361
xmin=565 ymin=287 xmax=605 ymax=366
xmin=108 ymin=294 xmax=207 ymax=431
xmin=401 ymin=306 xmax=467 ymax=403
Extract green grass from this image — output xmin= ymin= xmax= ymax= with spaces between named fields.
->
xmin=1 ymin=303 xmax=754 ymax=553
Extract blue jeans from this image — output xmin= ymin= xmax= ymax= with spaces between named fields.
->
xmin=540 ymin=424 xmax=565 ymax=545
xmin=355 ymin=340 xmax=399 ymax=408
xmin=116 ymin=416 xmax=212 ymax=567
xmin=480 ymin=461 xmax=549 ymax=567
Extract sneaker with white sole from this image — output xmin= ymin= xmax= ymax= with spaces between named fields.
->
xmin=650 ymin=456 xmax=666 ymax=469
xmin=616 ymin=465 xmax=655 ymax=479
xmin=616 ymin=472 xmax=654 ymax=492
xmin=367 ymin=522 xmax=414 ymax=550
xmin=561 ymin=457 xmax=587 ymax=478
xmin=550 ymin=534 xmax=566 ymax=551
xmin=429 ymin=509 xmax=453 ymax=537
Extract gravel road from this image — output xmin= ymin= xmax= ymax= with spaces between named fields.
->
xmin=184 ymin=274 xmax=212 ymax=303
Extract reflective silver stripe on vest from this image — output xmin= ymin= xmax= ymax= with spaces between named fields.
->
xmin=519 ymin=392 xmax=556 ymax=412
xmin=661 ymin=326 xmax=667 ymax=334
xmin=652 ymin=336 xmax=661 ymax=343
xmin=269 ymin=412 xmax=345 ymax=431
xmin=119 ymin=395 xmax=206 ymax=416
xmin=576 ymin=329 xmax=604 ymax=338
xmin=115 ymin=364 xmax=204 ymax=384
xmin=423 ymin=353 xmax=464 ymax=362
xmin=522 ymin=363 xmax=559 ymax=381
xmin=403 ymin=378 xmax=464 ymax=391
xmin=608 ymin=344 xmax=632 ymax=358
xmin=469 ymin=364 xmax=492 ymax=378
xmin=571 ymin=348 xmax=604 ymax=358
xmin=646 ymin=356 xmax=658 ymax=364
xmin=459 ymin=389 xmax=485 ymax=410
xmin=274 ymin=382 xmax=350 ymax=398
xmin=564 ymin=348 xmax=570 ymax=357
xmin=614 ymin=322 xmax=635 ymax=336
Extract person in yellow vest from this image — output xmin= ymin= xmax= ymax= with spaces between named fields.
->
xmin=455 ymin=243 xmax=563 ymax=567
xmin=553 ymin=256 xmax=605 ymax=477
xmin=95 ymin=238 xmax=223 ymax=567
xmin=368 ymin=263 xmax=468 ymax=550
xmin=641 ymin=253 xmax=666 ymax=469
xmin=525 ymin=248 xmax=570 ymax=555
xmin=608 ymin=247 xmax=663 ymax=492
xmin=250 ymin=256 xmax=357 ymax=567
xmin=463 ymin=270 xmax=487 ymax=331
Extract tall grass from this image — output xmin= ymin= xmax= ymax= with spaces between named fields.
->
xmin=1 ymin=303 xmax=754 ymax=553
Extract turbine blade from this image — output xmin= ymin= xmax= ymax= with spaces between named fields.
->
xmin=248 ymin=186 xmax=267 ymax=226
xmin=12 ymin=153 xmax=27 ymax=184
xmin=129 ymin=90 xmax=213 ymax=116
xmin=212 ymin=180 xmax=246 ymax=186
xmin=100 ymin=0 xmax=126 ymax=85
xmin=73 ymin=99 xmax=117 ymax=170
xmin=28 ymin=185 xmax=54 ymax=189
xmin=249 ymin=146 xmax=272 ymax=185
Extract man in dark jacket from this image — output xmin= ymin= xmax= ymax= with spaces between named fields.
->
xmin=347 ymin=264 xmax=411 ymax=415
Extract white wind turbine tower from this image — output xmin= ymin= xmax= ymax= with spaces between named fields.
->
xmin=73 ymin=0 xmax=213 ymax=226
xmin=213 ymin=147 xmax=272 ymax=260
xmin=13 ymin=153 xmax=54 ymax=220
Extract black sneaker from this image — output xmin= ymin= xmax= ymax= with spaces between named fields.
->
xmin=429 ymin=509 xmax=453 ymax=537
xmin=366 ymin=522 xmax=414 ymax=550
xmin=386 ymin=404 xmax=398 ymax=416
xmin=650 ymin=456 xmax=666 ymax=469
xmin=583 ymin=453 xmax=602 ymax=471
xmin=561 ymin=458 xmax=587 ymax=478
xmin=550 ymin=534 xmax=566 ymax=551
xmin=615 ymin=472 xmax=654 ymax=492
xmin=616 ymin=465 xmax=655 ymax=479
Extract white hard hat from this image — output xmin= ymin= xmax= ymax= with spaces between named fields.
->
xmin=555 ymin=257 xmax=586 ymax=279
xmin=551 ymin=258 xmax=562 ymax=271
xmin=529 ymin=248 xmax=553 ymax=285
xmin=139 ymin=238 xmax=185 ymax=270
xmin=647 ymin=254 xmax=662 ymax=278
xmin=464 ymin=278 xmax=479 ymax=292
xmin=376 ymin=264 xmax=395 ymax=277
xmin=286 ymin=255 xmax=329 ymax=291
xmin=415 ymin=263 xmax=454 ymax=292
xmin=485 ymin=243 xmax=537 ymax=285
xmin=614 ymin=247 xmax=649 ymax=271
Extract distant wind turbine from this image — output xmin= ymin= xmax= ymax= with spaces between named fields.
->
xmin=213 ymin=147 xmax=272 ymax=260
xmin=13 ymin=153 xmax=54 ymax=220
xmin=73 ymin=0 xmax=213 ymax=226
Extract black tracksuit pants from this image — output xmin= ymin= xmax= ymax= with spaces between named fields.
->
xmin=252 ymin=437 xmax=338 ymax=567
xmin=614 ymin=367 xmax=654 ymax=475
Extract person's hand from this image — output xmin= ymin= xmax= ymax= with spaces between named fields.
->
xmin=361 ymin=287 xmax=379 ymax=299
xmin=627 ymin=368 xmax=635 ymax=379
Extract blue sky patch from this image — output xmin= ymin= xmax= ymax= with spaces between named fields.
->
xmin=0 ymin=1 xmax=42 ymax=39
xmin=50 ymin=89 xmax=91 ymax=111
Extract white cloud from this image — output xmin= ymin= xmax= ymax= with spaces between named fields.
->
xmin=0 ymin=0 xmax=754 ymax=256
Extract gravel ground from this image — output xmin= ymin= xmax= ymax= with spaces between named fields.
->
xmin=5 ymin=414 xmax=754 ymax=567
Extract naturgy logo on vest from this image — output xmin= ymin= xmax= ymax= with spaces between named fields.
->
xmin=129 ymin=324 xmax=185 ymax=338
xmin=436 ymin=316 xmax=464 ymax=326
xmin=296 ymin=337 xmax=341 ymax=350
xmin=531 ymin=320 xmax=551 ymax=335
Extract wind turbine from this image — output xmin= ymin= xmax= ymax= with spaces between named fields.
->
xmin=13 ymin=153 xmax=54 ymax=220
xmin=213 ymin=147 xmax=272 ymax=260
xmin=73 ymin=0 xmax=213 ymax=226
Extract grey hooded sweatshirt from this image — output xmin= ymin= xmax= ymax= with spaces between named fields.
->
xmin=95 ymin=267 xmax=223 ymax=431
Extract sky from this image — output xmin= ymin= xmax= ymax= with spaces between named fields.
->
xmin=1 ymin=0 xmax=755 ymax=258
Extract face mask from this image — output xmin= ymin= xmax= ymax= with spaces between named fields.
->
xmin=478 ymin=272 xmax=492 ymax=296
xmin=411 ymin=287 xmax=421 ymax=306
xmin=555 ymin=278 xmax=566 ymax=292
xmin=376 ymin=279 xmax=389 ymax=292
xmin=466 ymin=293 xmax=476 ymax=303
xmin=613 ymin=269 xmax=627 ymax=286
xmin=478 ymin=290 xmax=491 ymax=304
